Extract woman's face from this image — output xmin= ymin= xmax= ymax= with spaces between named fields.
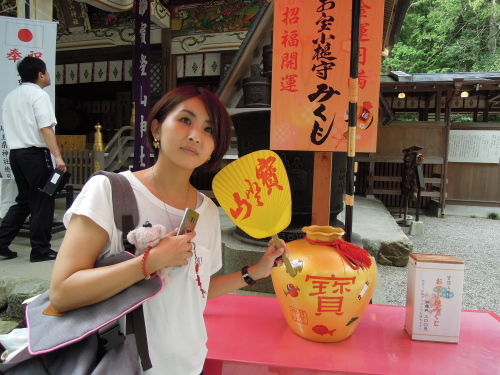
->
xmin=152 ymin=96 xmax=215 ymax=170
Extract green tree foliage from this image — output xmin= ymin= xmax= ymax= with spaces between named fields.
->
xmin=383 ymin=0 xmax=500 ymax=73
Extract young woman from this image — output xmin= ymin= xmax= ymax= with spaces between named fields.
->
xmin=49 ymin=86 xmax=288 ymax=375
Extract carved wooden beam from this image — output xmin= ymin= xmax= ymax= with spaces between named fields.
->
xmin=76 ymin=0 xmax=133 ymax=12
xmin=487 ymin=92 xmax=500 ymax=102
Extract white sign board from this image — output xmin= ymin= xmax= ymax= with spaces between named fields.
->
xmin=0 ymin=17 xmax=57 ymax=178
xmin=448 ymin=130 xmax=500 ymax=163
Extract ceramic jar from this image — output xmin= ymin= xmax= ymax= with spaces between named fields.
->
xmin=271 ymin=226 xmax=377 ymax=342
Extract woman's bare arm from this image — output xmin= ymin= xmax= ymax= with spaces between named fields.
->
xmin=49 ymin=214 xmax=146 ymax=312
xmin=50 ymin=214 xmax=197 ymax=312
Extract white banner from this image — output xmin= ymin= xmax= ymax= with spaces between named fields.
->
xmin=0 ymin=17 xmax=57 ymax=179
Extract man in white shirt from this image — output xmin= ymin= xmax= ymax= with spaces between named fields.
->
xmin=0 ymin=56 xmax=66 ymax=262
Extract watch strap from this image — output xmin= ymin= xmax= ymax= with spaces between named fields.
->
xmin=241 ymin=266 xmax=257 ymax=286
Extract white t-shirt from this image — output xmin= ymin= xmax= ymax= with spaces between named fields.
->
xmin=64 ymin=171 xmax=223 ymax=375
xmin=2 ymin=82 xmax=57 ymax=149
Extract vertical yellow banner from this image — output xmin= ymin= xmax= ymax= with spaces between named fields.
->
xmin=270 ymin=0 xmax=384 ymax=153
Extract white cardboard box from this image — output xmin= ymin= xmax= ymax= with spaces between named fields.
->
xmin=405 ymin=253 xmax=464 ymax=343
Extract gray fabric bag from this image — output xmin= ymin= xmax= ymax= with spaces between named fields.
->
xmin=0 ymin=172 xmax=162 ymax=374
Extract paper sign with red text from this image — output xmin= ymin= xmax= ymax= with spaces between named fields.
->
xmin=270 ymin=0 xmax=384 ymax=152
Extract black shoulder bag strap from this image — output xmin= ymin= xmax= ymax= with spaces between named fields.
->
xmin=90 ymin=171 xmax=152 ymax=371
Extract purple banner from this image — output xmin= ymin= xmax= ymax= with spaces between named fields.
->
xmin=133 ymin=0 xmax=152 ymax=170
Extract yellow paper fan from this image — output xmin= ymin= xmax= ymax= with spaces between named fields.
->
xmin=213 ymin=149 xmax=291 ymax=238
xmin=213 ymin=150 xmax=296 ymax=276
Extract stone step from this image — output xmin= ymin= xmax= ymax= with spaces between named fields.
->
xmin=0 ymin=277 xmax=50 ymax=325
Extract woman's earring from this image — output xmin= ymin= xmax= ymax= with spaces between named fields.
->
xmin=153 ymin=138 xmax=160 ymax=149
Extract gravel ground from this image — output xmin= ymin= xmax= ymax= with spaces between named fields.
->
xmin=377 ymin=212 xmax=500 ymax=314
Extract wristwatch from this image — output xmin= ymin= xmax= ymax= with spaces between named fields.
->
xmin=241 ymin=266 xmax=257 ymax=286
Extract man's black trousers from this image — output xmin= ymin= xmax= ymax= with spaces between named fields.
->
xmin=0 ymin=147 xmax=55 ymax=257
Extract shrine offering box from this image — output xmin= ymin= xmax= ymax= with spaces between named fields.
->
xmin=405 ymin=253 xmax=464 ymax=343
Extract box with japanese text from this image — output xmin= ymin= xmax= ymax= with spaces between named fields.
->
xmin=405 ymin=253 xmax=464 ymax=343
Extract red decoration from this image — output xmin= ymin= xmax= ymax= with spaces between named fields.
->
xmin=303 ymin=237 xmax=372 ymax=270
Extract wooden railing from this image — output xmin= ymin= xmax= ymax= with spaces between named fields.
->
xmin=61 ymin=149 xmax=93 ymax=188
xmin=98 ymin=126 xmax=134 ymax=171
xmin=354 ymin=121 xmax=448 ymax=209
xmin=60 ymin=125 xmax=135 ymax=188
xmin=359 ymin=121 xmax=500 ymax=210
xmin=354 ymin=154 xmax=444 ymax=209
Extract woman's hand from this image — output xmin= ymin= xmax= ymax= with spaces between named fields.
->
xmin=208 ymin=238 xmax=290 ymax=299
xmin=248 ymin=238 xmax=290 ymax=281
xmin=147 ymin=229 xmax=196 ymax=271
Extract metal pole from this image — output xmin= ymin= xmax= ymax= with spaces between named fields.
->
xmin=404 ymin=195 xmax=409 ymax=226
xmin=345 ymin=0 xmax=361 ymax=243
xmin=415 ymin=186 xmax=421 ymax=222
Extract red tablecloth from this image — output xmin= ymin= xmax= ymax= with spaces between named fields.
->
xmin=203 ymin=294 xmax=500 ymax=375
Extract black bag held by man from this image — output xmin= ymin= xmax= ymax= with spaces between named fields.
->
xmin=39 ymin=169 xmax=71 ymax=196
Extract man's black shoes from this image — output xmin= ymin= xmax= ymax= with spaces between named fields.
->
xmin=30 ymin=249 xmax=58 ymax=263
xmin=0 ymin=248 xmax=58 ymax=261
xmin=0 ymin=248 xmax=17 ymax=259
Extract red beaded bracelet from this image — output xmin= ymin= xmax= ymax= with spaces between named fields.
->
xmin=141 ymin=247 xmax=156 ymax=280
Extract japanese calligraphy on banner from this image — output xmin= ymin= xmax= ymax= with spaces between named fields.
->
xmin=270 ymin=0 xmax=384 ymax=152
xmin=0 ymin=17 xmax=57 ymax=179
xmin=133 ymin=0 xmax=152 ymax=170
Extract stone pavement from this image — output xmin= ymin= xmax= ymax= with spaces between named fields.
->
xmin=0 ymin=195 xmax=410 ymax=327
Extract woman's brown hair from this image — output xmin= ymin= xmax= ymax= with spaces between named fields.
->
xmin=147 ymin=85 xmax=232 ymax=174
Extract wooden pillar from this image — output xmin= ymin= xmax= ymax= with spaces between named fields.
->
xmin=162 ymin=28 xmax=174 ymax=93
xmin=435 ymin=90 xmax=442 ymax=121
xmin=311 ymin=152 xmax=332 ymax=225
xmin=418 ymin=109 xmax=424 ymax=121
xmin=483 ymin=98 xmax=490 ymax=121
xmin=423 ymin=93 xmax=434 ymax=121
xmin=18 ymin=0 xmax=53 ymax=20
xmin=367 ymin=154 xmax=375 ymax=195
xmin=440 ymin=90 xmax=453 ymax=216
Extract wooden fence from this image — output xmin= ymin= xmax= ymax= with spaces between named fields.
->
xmin=355 ymin=121 xmax=446 ymax=209
xmin=61 ymin=149 xmax=94 ymax=189
xmin=355 ymin=121 xmax=500 ymax=210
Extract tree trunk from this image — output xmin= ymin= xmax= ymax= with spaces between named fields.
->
xmin=489 ymin=0 xmax=499 ymax=54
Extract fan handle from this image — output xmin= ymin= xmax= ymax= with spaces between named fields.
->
xmin=272 ymin=234 xmax=296 ymax=277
